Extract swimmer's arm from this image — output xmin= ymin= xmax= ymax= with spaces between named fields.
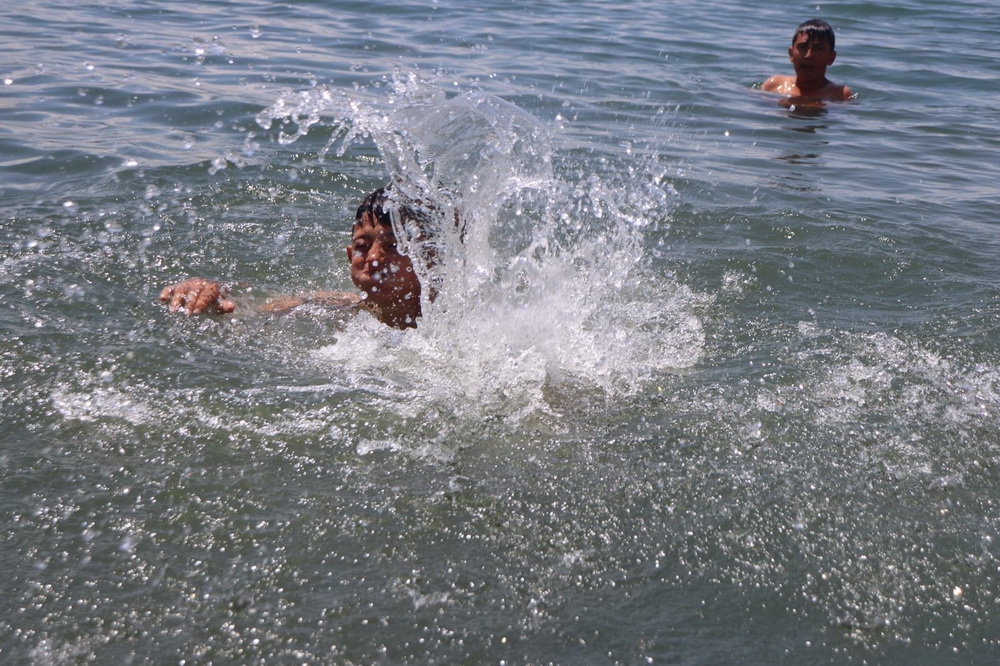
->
xmin=160 ymin=278 xmax=359 ymax=315
xmin=258 ymin=291 xmax=360 ymax=314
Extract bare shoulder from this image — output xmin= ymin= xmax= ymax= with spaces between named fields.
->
xmin=761 ymin=75 xmax=793 ymax=93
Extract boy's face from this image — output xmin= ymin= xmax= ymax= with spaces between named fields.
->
xmin=788 ymin=33 xmax=836 ymax=83
xmin=346 ymin=211 xmax=421 ymax=308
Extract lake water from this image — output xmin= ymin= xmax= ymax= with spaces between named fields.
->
xmin=3 ymin=0 xmax=1000 ymax=663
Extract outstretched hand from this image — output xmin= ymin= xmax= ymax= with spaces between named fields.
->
xmin=160 ymin=278 xmax=236 ymax=315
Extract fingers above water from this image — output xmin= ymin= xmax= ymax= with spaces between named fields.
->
xmin=160 ymin=277 xmax=236 ymax=315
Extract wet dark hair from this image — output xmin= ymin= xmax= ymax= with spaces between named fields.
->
xmin=793 ymin=19 xmax=835 ymax=51
xmin=354 ymin=185 xmax=430 ymax=230
xmin=355 ymin=187 xmax=394 ymax=227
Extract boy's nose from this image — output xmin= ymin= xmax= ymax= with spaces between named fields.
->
xmin=368 ymin=241 xmax=387 ymax=265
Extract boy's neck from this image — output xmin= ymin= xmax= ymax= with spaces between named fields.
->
xmin=363 ymin=299 xmax=421 ymax=329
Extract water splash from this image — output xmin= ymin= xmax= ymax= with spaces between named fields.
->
xmin=258 ymin=73 xmax=704 ymax=431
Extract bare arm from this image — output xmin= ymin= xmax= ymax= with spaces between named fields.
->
xmin=161 ymin=278 xmax=360 ymax=316
xmin=258 ymin=291 xmax=360 ymax=314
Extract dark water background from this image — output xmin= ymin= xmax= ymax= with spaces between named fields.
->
xmin=3 ymin=1 xmax=1000 ymax=663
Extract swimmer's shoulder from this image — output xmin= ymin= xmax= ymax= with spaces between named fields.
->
xmin=761 ymin=74 xmax=794 ymax=94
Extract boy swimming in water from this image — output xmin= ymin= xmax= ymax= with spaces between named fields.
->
xmin=159 ymin=187 xmax=424 ymax=329
xmin=762 ymin=19 xmax=852 ymax=102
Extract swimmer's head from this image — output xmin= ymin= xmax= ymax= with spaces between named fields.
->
xmin=793 ymin=18 xmax=836 ymax=51
xmin=348 ymin=187 xmax=424 ymax=328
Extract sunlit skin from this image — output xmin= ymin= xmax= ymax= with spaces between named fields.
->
xmin=159 ymin=208 xmax=422 ymax=329
xmin=762 ymin=33 xmax=852 ymax=102
xmin=160 ymin=277 xmax=236 ymax=315
xmin=159 ymin=277 xmax=360 ymax=317
xmin=346 ymin=211 xmax=422 ymax=329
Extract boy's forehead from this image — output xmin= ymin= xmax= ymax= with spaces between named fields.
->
xmin=353 ymin=211 xmax=396 ymax=235
xmin=794 ymin=31 xmax=831 ymax=48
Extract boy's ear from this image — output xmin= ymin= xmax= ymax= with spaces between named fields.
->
xmin=346 ymin=245 xmax=353 ymax=263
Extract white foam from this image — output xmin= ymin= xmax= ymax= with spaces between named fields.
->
xmin=262 ymin=74 xmax=705 ymax=429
